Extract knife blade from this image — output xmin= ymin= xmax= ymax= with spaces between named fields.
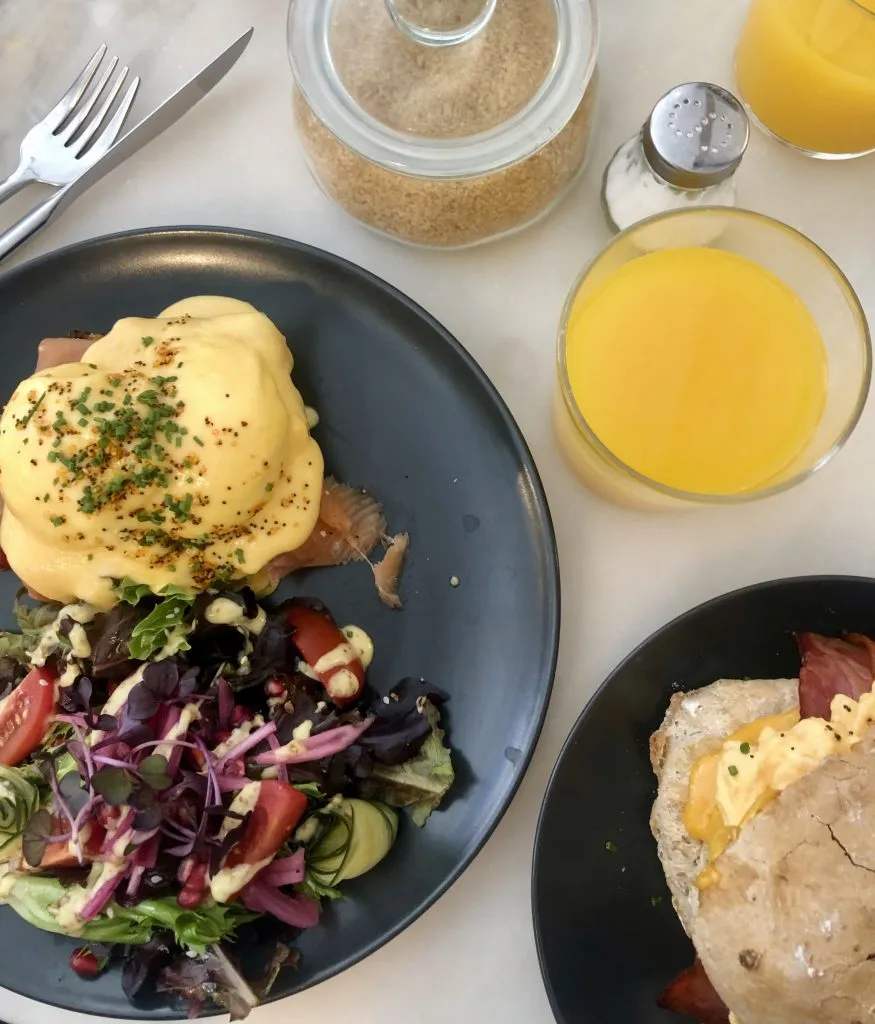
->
xmin=0 ymin=27 xmax=253 ymax=265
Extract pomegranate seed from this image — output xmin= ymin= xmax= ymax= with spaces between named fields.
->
xmin=178 ymin=859 xmax=209 ymax=909
xmin=264 ymin=679 xmax=285 ymax=698
xmin=177 ymin=885 xmax=205 ymax=909
xmin=70 ymin=948 xmax=103 ymax=978
xmin=230 ymin=705 xmax=255 ymax=726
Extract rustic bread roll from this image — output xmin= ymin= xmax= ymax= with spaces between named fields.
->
xmin=651 ymin=678 xmax=875 ymax=1024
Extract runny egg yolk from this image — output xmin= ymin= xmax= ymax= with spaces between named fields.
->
xmin=0 ymin=296 xmax=324 ymax=607
xmin=685 ymin=682 xmax=875 ymax=888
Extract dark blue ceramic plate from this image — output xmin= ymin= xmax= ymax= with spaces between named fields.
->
xmin=0 ymin=227 xmax=560 ymax=1017
xmin=532 ymin=576 xmax=875 ymax=1024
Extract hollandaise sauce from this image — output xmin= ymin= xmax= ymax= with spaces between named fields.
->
xmin=563 ymin=247 xmax=827 ymax=496
xmin=685 ymin=681 xmax=875 ymax=888
xmin=0 ymin=297 xmax=324 ymax=607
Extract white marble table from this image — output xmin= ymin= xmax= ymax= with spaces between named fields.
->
xmin=1 ymin=1 xmax=874 ymax=1021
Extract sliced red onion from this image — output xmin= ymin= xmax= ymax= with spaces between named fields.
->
xmin=53 ymin=713 xmax=87 ymax=726
xmin=265 ymin=732 xmax=289 ymax=783
xmin=214 ymin=720 xmax=277 ymax=770
xmin=127 ymin=865 xmax=145 ymax=899
xmin=252 ymin=718 xmax=373 ymax=766
xmin=258 ymin=848 xmax=305 ymax=887
xmin=80 ymin=867 xmax=126 ymax=921
xmin=101 ymin=808 xmax=135 ymax=857
xmin=241 ymin=878 xmax=320 ymax=928
xmin=217 ymin=775 xmax=253 ymax=792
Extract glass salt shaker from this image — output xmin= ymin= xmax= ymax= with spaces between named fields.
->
xmin=601 ymin=82 xmax=749 ymax=235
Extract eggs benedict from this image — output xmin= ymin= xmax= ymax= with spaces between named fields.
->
xmin=0 ymin=297 xmax=324 ymax=607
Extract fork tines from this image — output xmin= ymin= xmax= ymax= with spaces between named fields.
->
xmin=48 ymin=43 xmax=140 ymax=158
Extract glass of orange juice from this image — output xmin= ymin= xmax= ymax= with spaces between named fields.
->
xmin=735 ymin=0 xmax=875 ymax=159
xmin=554 ymin=208 xmax=871 ymax=509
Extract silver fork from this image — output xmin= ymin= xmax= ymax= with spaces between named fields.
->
xmin=0 ymin=44 xmax=140 ymax=204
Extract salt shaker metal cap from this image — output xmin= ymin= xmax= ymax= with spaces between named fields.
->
xmin=642 ymin=83 xmax=749 ymax=191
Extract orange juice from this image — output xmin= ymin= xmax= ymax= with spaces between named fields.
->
xmin=563 ymin=247 xmax=827 ymax=496
xmin=736 ymin=0 xmax=875 ymax=157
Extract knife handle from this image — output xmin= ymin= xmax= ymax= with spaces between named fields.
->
xmin=0 ymin=187 xmax=67 ymax=266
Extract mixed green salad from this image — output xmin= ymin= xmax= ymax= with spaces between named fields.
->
xmin=0 ymin=584 xmax=453 ymax=1017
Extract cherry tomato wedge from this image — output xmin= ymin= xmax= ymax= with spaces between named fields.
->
xmin=0 ymin=667 xmax=56 ymax=766
xmin=223 ymin=780 xmax=308 ymax=883
xmin=40 ymin=819 xmax=106 ymax=869
xmin=286 ymin=605 xmax=365 ymax=706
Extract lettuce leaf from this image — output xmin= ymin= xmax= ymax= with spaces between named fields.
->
xmin=113 ymin=578 xmax=153 ymax=606
xmin=0 ymin=592 xmax=61 ymax=661
xmin=361 ymin=700 xmax=454 ymax=826
xmin=128 ymin=594 xmax=194 ymax=661
xmin=13 ymin=592 xmax=60 ymax=640
xmin=0 ymin=874 xmax=255 ymax=953
xmin=158 ymin=944 xmax=260 ymax=1020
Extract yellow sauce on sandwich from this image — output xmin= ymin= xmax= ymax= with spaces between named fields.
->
xmin=685 ymin=683 xmax=875 ymax=888
xmin=0 ymin=297 xmax=323 ymax=607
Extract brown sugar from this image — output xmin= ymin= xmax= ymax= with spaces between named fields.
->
xmin=292 ymin=0 xmax=599 ymax=248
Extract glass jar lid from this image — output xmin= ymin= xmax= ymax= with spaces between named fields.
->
xmin=288 ymin=0 xmax=599 ymax=179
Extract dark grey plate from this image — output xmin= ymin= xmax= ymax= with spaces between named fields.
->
xmin=0 ymin=227 xmax=559 ymax=1017
xmin=532 ymin=576 xmax=875 ymax=1024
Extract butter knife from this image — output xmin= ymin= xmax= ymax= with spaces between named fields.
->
xmin=0 ymin=27 xmax=253 ymax=266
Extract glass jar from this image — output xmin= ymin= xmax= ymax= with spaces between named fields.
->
xmin=735 ymin=0 xmax=875 ymax=159
xmin=287 ymin=0 xmax=600 ymax=248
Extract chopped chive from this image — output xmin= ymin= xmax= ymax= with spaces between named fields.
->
xmin=739 ymin=742 xmax=750 ymax=755
xmin=141 ymin=336 xmax=154 ymax=347
xmin=235 ymin=548 xmax=245 ymax=564
xmin=51 ymin=515 xmax=65 ymax=527
xmin=17 ymin=391 xmax=46 ymax=428
xmin=193 ymin=436 xmax=204 ymax=447
xmin=728 ymin=765 xmax=739 ymax=777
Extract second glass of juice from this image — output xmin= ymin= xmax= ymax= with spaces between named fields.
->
xmin=554 ymin=208 xmax=871 ymax=509
xmin=735 ymin=0 xmax=875 ymax=159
